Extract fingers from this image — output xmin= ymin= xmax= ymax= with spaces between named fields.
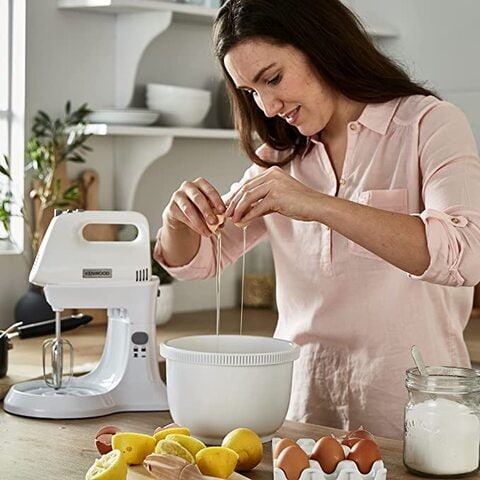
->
xmin=163 ymin=178 xmax=226 ymax=237
xmin=227 ymin=183 xmax=272 ymax=224
xmin=225 ymin=170 xmax=270 ymax=218
xmin=195 ymin=178 xmax=226 ymax=216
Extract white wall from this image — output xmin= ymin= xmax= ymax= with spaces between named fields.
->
xmin=0 ymin=0 xmax=479 ymax=328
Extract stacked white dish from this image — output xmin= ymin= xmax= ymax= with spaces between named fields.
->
xmin=146 ymin=83 xmax=212 ymax=127
xmin=88 ymin=108 xmax=159 ymax=126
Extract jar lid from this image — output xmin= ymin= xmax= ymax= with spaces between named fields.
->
xmin=406 ymin=366 xmax=480 ymax=394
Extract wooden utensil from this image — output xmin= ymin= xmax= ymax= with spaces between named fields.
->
xmin=138 ymin=454 xmax=253 ymax=480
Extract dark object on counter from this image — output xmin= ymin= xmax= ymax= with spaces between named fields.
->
xmin=0 ymin=334 xmax=12 ymax=378
xmin=14 ymin=314 xmax=93 ymax=339
xmin=14 ymin=284 xmax=54 ymax=325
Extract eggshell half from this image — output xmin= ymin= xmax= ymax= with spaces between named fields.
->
xmin=207 ymin=214 xmax=225 ymax=234
xmin=94 ymin=425 xmax=121 ymax=454
xmin=341 ymin=427 xmax=375 ymax=448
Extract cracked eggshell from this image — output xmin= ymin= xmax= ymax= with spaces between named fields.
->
xmin=95 ymin=425 xmax=121 ymax=455
xmin=207 ymin=214 xmax=225 ymax=234
xmin=341 ymin=427 xmax=375 ymax=448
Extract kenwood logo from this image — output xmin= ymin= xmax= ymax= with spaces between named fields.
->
xmin=83 ymin=269 xmax=112 ymax=279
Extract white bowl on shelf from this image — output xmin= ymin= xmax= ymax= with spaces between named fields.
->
xmin=159 ymin=334 xmax=300 ymax=444
xmin=88 ymin=108 xmax=159 ymax=126
xmin=146 ymin=83 xmax=211 ymax=127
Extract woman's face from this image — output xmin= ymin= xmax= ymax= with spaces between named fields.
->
xmin=224 ymin=37 xmax=337 ymax=137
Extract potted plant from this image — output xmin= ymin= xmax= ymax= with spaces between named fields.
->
xmin=151 ymin=240 xmax=175 ymax=325
xmin=0 ymin=101 xmax=92 ymax=323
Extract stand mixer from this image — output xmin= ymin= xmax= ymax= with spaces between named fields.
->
xmin=4 ymin=210 xmax=168 ymax=418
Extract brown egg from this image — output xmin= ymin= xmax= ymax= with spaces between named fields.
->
xmin=347 ymin=439 xmax=382 ymax=474
xmin=276 ymin=444 xmax=310 ymax=480
xmin=341 ymin=427 xmax=375 ymax=448
xmin=310 ymin=436 xmax=345 ymax=474
xmin=273 ymin=438 xmax=297 ymax=459
xmin=94 ymin=425 xmax=121 ymax=454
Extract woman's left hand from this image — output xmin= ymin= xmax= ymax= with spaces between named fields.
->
xmin=225 ymin=166 xmax=322 ymax=224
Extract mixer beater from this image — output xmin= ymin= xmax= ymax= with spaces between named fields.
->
xmin=42 ymin=311 xmax=73 ymax=390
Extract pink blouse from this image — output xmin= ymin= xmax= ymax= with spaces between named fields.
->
xmin=157 ymin=95 xmax=480 ymax=439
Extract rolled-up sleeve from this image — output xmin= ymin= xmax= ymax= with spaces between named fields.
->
xmin=409 ymin=102 xmax=480 ymax=286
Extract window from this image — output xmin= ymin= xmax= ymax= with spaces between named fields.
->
xmin=0 ymin=0 xmax=10 ymax=163
xmin=0 ymin=0 xmax=25 ymax=252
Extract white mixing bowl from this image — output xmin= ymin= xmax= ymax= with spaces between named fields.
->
xmin=146 ymin=83 xmax=211 ymax=127
xmin=159 ymin=335 xmax=300 ymax=444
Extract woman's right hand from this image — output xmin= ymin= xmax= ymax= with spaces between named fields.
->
xmin=162 ymin=177 xmax=226 ymax=237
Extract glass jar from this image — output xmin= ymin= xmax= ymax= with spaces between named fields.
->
xmin=404 ymin=366 xmax=480 ymax=477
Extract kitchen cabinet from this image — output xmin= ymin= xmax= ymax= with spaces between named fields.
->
xmin=58 ymin=0 xmax=398 ymax=210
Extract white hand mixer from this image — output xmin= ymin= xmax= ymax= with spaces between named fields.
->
xmin=4 ymin=210 xmax=168 ymax=418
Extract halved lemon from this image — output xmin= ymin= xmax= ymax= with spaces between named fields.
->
xmin=85 ymin=449 xmax=127 ymax=480
xmin=155 ymin=439 xmax=195 ymax=464
xmin=111 ymin=432 xmax=156 ymax=465
xmin=153 ymin=427 xmax=190 ymax=443
xmin=165 ymin=434 xmax=206 ymax=457
xmin=196 ymin=446 xmax=239 ymax=479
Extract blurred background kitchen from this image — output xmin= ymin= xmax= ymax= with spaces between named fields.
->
xmin=0 ymin=0 xmax=479 ymax=366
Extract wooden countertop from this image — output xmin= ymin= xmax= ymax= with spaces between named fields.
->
xmin=3 ymin=412 xmax=479 ymax=480
xmin=1 ymin=308 xmax=480 ymax=479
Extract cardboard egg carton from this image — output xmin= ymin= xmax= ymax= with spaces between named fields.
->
xmin=272 ymin=437 xmax=387 ymax=480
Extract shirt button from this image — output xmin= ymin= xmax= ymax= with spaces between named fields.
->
xmin=339 ymin=178 xmax=347 ymax=186
xmin=349 ymin=123 xmax=359 ymax=131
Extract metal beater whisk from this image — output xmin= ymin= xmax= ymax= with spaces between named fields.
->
xmin=42 ymin=311 xmax=74 ymax=390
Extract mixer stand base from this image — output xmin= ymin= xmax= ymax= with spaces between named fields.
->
xmin=3 ymin=377 xmax=168 ymax=419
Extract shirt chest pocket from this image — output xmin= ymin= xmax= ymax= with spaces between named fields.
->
xmin=348 ymin=189 xmax=408 ymax=260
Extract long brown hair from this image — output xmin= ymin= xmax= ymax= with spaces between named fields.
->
xmin=213 ymin=0 xmax=437 ymax=167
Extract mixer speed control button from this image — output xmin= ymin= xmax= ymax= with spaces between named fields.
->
xmin=131 ymin=332 xmax=148 ymax=345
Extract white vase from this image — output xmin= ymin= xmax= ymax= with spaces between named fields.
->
xmin=156 ymin=284 xmax=174 ymax=326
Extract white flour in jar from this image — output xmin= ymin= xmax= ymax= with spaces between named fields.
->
xmin=404 ymin=397 xmax=480 ymax=475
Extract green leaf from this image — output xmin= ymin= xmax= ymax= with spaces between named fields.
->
xmin=0 ymin=164 xmax=11 ymax=179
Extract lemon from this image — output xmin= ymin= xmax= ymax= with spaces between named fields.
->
xmin=195 ymin=446 xmax=239 ymax=479
xmin=111 ymin=432 xmax=156 ymax=465
xmin=155 ymin=439 xmax=195 ymax=464
xmin=222 ymin=428 xmax=263 ymax=471
xmin=165 ymin=434 xmax=206 ymax=457
xmin=153 ymin=427 xmax=190 ymax=443
xmin=85 ymin=449 xmax=127 ymax=480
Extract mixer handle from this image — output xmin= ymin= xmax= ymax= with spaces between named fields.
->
xmin=75 ymin=210 xmax=150 ymax=244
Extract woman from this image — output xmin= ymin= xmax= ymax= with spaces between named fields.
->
xmin=154 ymin=0 xmax=480 ymax=438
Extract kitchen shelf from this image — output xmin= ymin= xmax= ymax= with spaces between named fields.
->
xmin=58 ymin=0 xmax=398 ymax=36
xmin=86 ymin=124 xmax=237 ymax=211
xmin=86 ymin=124 xmax=237 ymax=139
xmin=58 ymin=0 xmax=217 ymax=22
